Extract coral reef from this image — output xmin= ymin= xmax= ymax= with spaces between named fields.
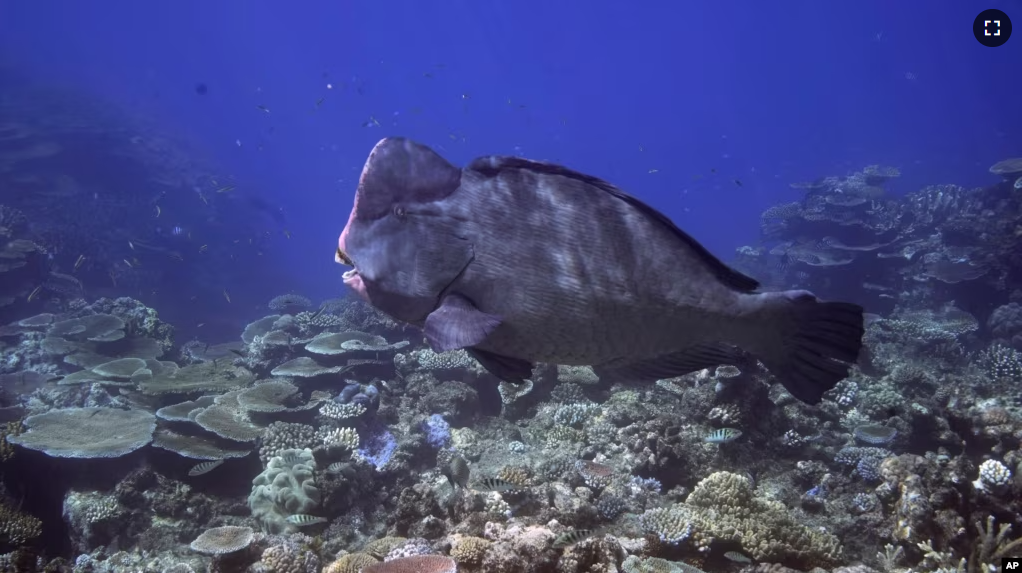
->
xmin=0 ymin=161 xmax=1021 ymax=573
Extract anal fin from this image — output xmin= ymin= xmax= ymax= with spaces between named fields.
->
xmin=593 ymin=342 xmax=750 ymax=382
xmin=466 ymin=348 xmax=534 ymax=383
xmin=423 ymin=293 xmax=501 ymax=352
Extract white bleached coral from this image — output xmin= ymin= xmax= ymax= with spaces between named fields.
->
xmin=974 ymin=459 xmax=1012 ymax=491
xmin=320 ymin=426 xmax=359 ymax=450
xmin=320 ymin=401 xmax=366 ymax=420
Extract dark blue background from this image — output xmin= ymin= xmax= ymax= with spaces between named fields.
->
xmin=2 ymin=1 xmax=1018 ymax=326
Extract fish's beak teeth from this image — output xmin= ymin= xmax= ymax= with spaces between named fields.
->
xmin=335 ymin=247 xmax=353 ymax=266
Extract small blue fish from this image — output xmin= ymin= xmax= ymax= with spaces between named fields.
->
xmin=704 ymin=428 xmax=742 ymax=443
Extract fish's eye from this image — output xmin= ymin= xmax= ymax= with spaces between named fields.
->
xmin=335 ymin=247 xmax=352 ymax=266
xmin=393 ymin=205 xmax=406 ymax=218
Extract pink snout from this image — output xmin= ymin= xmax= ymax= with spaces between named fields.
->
xmin=342 ymin=269 xmax=368 ymax=301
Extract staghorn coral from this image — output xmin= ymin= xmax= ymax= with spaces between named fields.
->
xmin=0 ymin=500 xmax=42 ymax=546
xmin=976 ymin=344 xmax=1022 ymax=382
xmin=967 ymin=516 xmax=1022 ymax=573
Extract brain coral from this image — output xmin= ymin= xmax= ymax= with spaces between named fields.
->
xmin=7 ymin=407 xmax=156 ymax=458
xmin=249 ymin=448 xmax=320 ymax=534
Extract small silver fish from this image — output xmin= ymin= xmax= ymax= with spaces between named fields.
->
xmin=552 ymin=529 xmax=596 ymax=548
xmin=286 ymin=514 xmax=327 ymax=526
xmin=188 ymin=460 xmax=223 ymax=476
xmin=724 ymin=551 xmax=752 ymax=563
xmin=473 ymin=477 xmax=519 ymax=492
xmin=704 ymin=428 xmax=742 ymax=443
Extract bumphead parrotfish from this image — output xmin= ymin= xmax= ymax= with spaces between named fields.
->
xmin=335 ymin=138 xmax=864 ymax=404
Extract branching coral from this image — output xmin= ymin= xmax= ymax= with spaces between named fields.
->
xmin=0 ymin=500 xmax=42 ymax=545
xmin=968 ymin=516 xmax=1022 ymax=573
xmin=644 ymin=472 xmax=842 ymax=568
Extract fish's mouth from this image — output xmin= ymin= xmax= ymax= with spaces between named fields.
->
xmin=341 ymin=266 xmax=368 ymax=300
xmin=336 ymin=247 xmax=365 ymax=296
xmin=335 ymin=247 xmax=353 ymax=266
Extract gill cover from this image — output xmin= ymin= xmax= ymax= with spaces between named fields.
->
xmin=341 ymin=138 xmax=474 ymax=321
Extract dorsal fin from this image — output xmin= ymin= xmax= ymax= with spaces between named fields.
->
xmin=467 ymin=156 xmax=760 ymax=293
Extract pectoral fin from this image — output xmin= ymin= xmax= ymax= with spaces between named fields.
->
xmin=423 ymin=294 xmax=501 ymax=352
xmin=593 ymin=343 xmax=750 ymax=382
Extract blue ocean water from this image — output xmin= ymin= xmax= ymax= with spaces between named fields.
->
xmin=2 ymin=1 xmax=1017 ymax=338
xmin=2 ymin=2 xmax=1022 ymax=568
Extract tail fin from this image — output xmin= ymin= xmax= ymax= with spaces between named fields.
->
xmin=753 ymin=291 xmax=864 ymax=404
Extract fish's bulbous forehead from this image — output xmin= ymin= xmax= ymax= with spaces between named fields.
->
xmin=354 ymin=137 xmax=462 ymax=220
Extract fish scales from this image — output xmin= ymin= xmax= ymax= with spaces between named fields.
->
xmin=336 ymin=138 xmax=864 ymax=404
xmin=448 ymin=162 xmax=740 ymax=363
